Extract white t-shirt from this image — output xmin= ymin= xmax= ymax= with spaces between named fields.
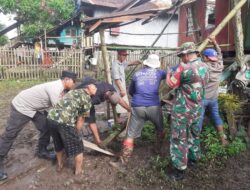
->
xmin=12 ymin=80 xmax=64 ymax=118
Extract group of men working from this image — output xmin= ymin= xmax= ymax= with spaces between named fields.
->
xmin=0 ymin=36 xmax=227 ymax=181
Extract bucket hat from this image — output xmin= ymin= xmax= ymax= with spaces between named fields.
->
xmin=177 ymin=42 xmax=199 ymax=57
xmin=143 ymin=54 xmax=161 ymax=69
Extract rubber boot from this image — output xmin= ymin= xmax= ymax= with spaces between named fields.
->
xmin=0 ymin=156 xmax=8 ymax=181
xmin=36 ymin=145 xmax=56 ymax=160
xmin=120 ymin=143 xmax=133 ymax=164
xmin=167 ymin=168 xmax=185 ymax=181
xmin=109 ymin=140 xmax=133 ymax=173
xmin=187 ymin=159 xmax=198 ymax=169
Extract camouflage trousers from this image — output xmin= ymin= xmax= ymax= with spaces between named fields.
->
xmin=170 ymin=113 xmax=201 ymax=170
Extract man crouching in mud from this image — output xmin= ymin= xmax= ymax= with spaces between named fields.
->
xmin=47 ymin=80 xmax=97 ymax=175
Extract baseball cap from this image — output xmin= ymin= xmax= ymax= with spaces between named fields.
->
xmin=118 ymin=50 xmax=129 ymax=56
xmin=202 ymin=48 xmax=218 ymax=61
xmin=61 ymin=70 xmax=77 ymax=81
xmin=76 ymin=77 xmax=97 ymax=89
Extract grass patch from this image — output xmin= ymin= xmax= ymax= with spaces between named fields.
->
xmin=0 ymin=80 xmax=43 ymax=92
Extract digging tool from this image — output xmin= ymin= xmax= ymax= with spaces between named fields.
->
xmin=102 ymin=112 xmax=131 ymax=146
xmin=82 ymin=139 xmax=114 ymax=156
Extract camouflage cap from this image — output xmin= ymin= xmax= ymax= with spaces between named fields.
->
xmin=177 ymin=42 xmax=199 ymax=57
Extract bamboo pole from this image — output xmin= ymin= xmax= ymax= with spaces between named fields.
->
xmin=99 ymin=30 xmax=112 ymax=84
xmin=99 ymin=30 xmax=113 ymax=120
xmin=198 ymin=0 xmax=247 ymax=52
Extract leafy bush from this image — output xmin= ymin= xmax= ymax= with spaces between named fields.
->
xmin=141 ymin=121 xmax=155 ymax=142
xmin=201 ymin=124 xmax=246 ymax=162
xmin=226 ymin=137 xmax=246 ymax=156
xmin=218 ymin=94 xmax=241 ymax=117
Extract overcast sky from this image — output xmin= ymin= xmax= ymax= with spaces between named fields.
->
xmin=0 ymin=13 xmax=17 ymax=39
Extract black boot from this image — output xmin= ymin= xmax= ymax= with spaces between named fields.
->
xmin=36 ymin=145 xmax=56 ymax=160
xmin=0 ymin=156 xmax=8 ymax=181
xmin=167 ymin=168 xmax=185 ymax=181
xmin=187 ymin=159 xmax=197 ymax=169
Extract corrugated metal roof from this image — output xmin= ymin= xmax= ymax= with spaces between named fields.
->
xmin=82 ymin=0 xmax=198 ymax=35
xmin=180 ymin=0 xmax=196 ymax=5
xmin=81 ymin=0 xmax=130 ymax=8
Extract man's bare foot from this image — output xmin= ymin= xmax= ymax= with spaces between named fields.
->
xmin=56 ymin=164 xmax=64 ymax=172
xmin=75 ymin=168 xmax=83 ymax=175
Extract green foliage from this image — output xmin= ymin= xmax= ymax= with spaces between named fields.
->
xmin=150 ymin=155 xmax=170 ymax=177
xmin=109 ymin=123 xmax=123 ymax=134
xmin=0 ymin=0 xmax=75 ymax=36
xmin=0 ymin=35 xmax=8 ymax=46
xmin=226 ymin=138 xmax=247 ymax=156
xmin=0 ymin=23 xmax=8 ymax=46
xmin=201 ymin=124 xmax=246 ymax=162
xmin=141 ymin=121 xmax=155 ymax=142
xmin=218 ymin=93 xmax=241 ymax=113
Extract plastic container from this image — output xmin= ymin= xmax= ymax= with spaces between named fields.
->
xmin=107 ymin=119 xmax=114 ymax=128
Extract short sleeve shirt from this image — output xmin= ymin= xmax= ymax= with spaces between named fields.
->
xmin=129 ymin=67 xmax=166 ymax=107
xmin=12 ymin=80 xmax=64 ymax=118
xmin=48 ymin=89 xmax=92 ymax=127
xmin=91 ymin=82 xmax=116 ymax=105
xmin=111 ymin=60 xmax=128 ymax=82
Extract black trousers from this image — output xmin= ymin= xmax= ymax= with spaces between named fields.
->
xmin=0 ymin=104 xmax=50 ymax=157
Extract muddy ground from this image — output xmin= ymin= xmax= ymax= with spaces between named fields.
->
xmin=0 ymin=83 xmax=249 ymax=190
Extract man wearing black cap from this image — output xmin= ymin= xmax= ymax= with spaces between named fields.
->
xmin=0 ymin=70 xmax=77 ymax=181
xmin=77 ymin=78 xmax=131 ymax=147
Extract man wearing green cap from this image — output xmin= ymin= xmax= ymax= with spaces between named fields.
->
xmin=166 ymin=42 xmax=209 ymax=180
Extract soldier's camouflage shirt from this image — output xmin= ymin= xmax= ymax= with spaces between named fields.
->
xmin=167 ymin=58 xmax=209 ymax=118
xmin=48 ymin=89 xmax=92 ymax=127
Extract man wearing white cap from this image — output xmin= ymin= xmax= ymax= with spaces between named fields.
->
xmin=110 ymin=54 xmax=166 ymax=170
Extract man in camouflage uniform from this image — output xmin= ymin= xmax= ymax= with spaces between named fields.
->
xmin=166 ymin=42 xmax=209 ymax=180
xmin=47 ymin=81 xmax=97 ymax=175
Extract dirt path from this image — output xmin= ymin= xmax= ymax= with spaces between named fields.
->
xmin=0 ymin=85 xmax=249 ymax=190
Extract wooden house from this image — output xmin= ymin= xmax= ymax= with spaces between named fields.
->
xmin=178 ymin=0 xmax=250 ymax=56
xmin=81 ymin=0 xmax=179 ymax=48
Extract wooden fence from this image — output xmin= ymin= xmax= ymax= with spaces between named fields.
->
xmin=0 ymin=48 xmax=86 ymax=80
xmin=0 ymin=48 xmax=179 ymax=81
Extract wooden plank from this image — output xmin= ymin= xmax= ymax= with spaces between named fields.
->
xmin=101 ymin=14 xmax=154 ymax=23
xmin=83 ymin=139 xmax=114 ymax=156
xmin=89 ymin=20 xmax=102 ymax=33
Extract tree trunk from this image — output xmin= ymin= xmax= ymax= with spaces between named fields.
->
xmin=231 ymin=0 xmax=245 ymax=69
